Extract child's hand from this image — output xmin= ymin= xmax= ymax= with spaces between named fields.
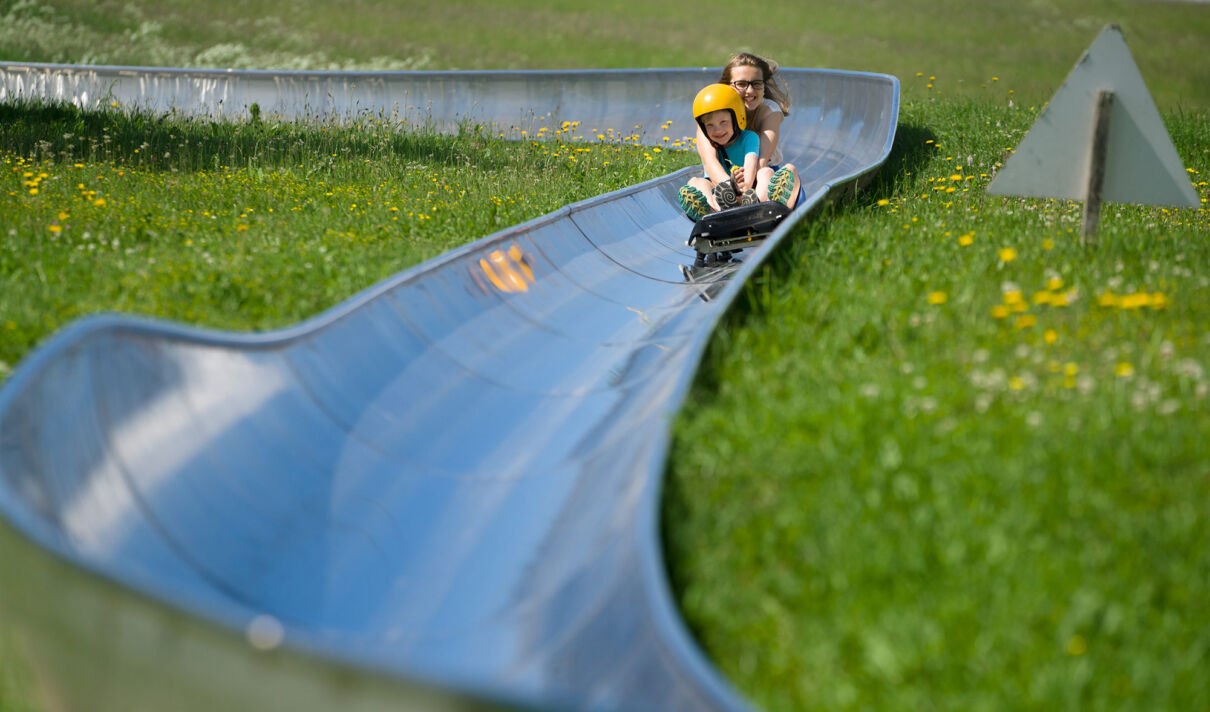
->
xmin=730 ymin=165 xmax=747 ymax=191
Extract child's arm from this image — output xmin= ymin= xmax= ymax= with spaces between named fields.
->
xmin=735 ymin=131 xmax=761 ymax=192
xmin=756 ymin=109 xmax=784 ymax=170
xmin=741 ymin=151 xmax=759 ymax=193
xmin=695 ymin=125 xmax=731 ymax=185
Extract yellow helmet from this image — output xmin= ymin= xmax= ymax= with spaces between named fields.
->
xmin=692 ymin=83 xmax=747 ymax=132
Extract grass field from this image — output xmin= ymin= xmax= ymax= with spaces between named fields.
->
xmin=2 ymin=1 xmax=1210 ymax=711
xmin=0 ymin=101 xmax=695 ymax=378
xmin=665 ymin=101 xmax=1210 ymax=711
xmin=3 ymin=0 xmax=1210 ymax=109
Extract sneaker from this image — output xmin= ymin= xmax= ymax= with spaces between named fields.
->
xmin=678 ymin=184 xmax=711 ymax=221
xmin=712 ymin=179 xmax=740 ymax=210
xmin=768 ymin=167 xmax=795 ymax=205
xmin=740 ymin=188 xmax=759 ymax=206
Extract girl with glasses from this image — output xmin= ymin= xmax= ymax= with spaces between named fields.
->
xmin=710 ymin=52 xmax=800 ymax=210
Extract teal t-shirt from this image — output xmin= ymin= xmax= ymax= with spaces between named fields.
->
xmin=716 ymin=129 xmax=761 ymax=172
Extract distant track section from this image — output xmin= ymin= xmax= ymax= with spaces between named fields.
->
xmin=0 ymin=63 xmax=898 ymax=712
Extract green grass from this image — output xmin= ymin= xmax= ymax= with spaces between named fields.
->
xmin=3 ymin=1 xmax=1210 ymax=711
xmin=3 ymin=0 xmax=1209 ymax=109
xmin=0 ymin=632 xmax=37 ymax=712
xmin=664 ymin=101 xmax=1210 ymax=711
xmin=0 ymin=101 xmax=695 ymax=378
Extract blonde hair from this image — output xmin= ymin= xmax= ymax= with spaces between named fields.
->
xmin=719 ymin=52 xmax=791 ymax=116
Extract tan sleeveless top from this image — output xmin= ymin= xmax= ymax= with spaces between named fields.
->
xmin=746 ymin=101 xmax=785 ymax=165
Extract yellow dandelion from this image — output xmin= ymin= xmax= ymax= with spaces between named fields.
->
xmin=876 ymin=198 xmax=890 ymax=206
xmin=1115 ymin=362 xmax=1135 ymax=378
xmin=1044 ymin=329 xmax=1057 ymax=344
xmin=1009 ymin=376 xmax=1026 ymax=391
xmin=958 ymin=232 xmax=974 ymax=246
xmin=1046 ymin=276 xmax=1064 ymax=290
xmin=927 ymin=291 xmax=948 ymax=305
xmin=1015 ymin=314 xmax=1037 ymax=329
xmin=1067 ymin=635 xmax=1087 ymax=656
xmin=998 ymin=247 xmax=1017 ymax=262
xmin=991 ymin=305 xmax=1010 ymax=319
xmin=94 ymin=198 xmax=106 ymax=207
xmin=48 ymin=224 xmax=62 ymax=233
xmin=1119 ymin=293 xmax=1151 ymax=309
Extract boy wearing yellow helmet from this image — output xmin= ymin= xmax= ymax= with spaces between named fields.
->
xmin=718 ymin=52 xmax=800 ymax=210
xmin=679 ymin=84 xmax=785 ymax=221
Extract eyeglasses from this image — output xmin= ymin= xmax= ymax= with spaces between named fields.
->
xmin=730 ymin=80 xmax=765 ymax=92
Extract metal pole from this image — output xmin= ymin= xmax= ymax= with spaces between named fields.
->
xmin=1082 ymin=89 xmax=1114 ymax=245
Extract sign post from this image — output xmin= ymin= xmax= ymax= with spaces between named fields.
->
xmin=987 ymin=25 xmax=1200 ymax=244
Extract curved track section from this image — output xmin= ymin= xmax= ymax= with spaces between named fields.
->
xmin=0 ymin=64 xmax=898 ymax=712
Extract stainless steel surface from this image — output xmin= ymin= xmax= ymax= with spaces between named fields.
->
xmin=0 ymin=63 xmax=899 ymax=712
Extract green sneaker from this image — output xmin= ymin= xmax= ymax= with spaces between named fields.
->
xmin=769 ymin=166 xmax=795 ymax=205
xmin=679 ymin=184 xmax=711 ymax=221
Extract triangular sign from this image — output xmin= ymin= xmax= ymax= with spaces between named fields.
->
xmin=987 ymin=24 xmax=1199 ymax=209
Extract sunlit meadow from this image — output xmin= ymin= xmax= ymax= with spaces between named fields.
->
xmin=0 ymin=101 xmax=696 ymax=379
xmin=664 ymin=77 xmax=1210 ymax=711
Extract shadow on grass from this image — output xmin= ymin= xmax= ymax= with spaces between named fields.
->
xmin=675 ymin=121 xmax=939 ymax=413
xmin=660 ymin=121 xmax=941 ymax=645
xmin=716 ymin=121 xmax=935 ymax=333
xmin=0 ymin=100 xmax=518 ymax=172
